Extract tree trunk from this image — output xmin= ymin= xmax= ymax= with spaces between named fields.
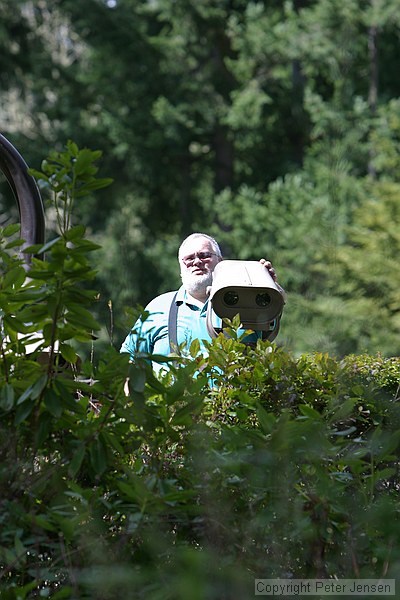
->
xmin=180 ymin=151 xmax=192 ymax=237
xmin=368 ymin=23 xmax=378 ymax=178
xmin=290 ymin=0 xmax=308 ymax=167
xmin=213 ymin=124 xmax=234 ymax=195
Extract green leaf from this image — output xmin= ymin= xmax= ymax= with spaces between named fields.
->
xmin=299 ymin=404 xmax=322 ymax=420
xmin=66 ymin=305 xmax=100 ymax=331
xmin=44 ymin=388 xmax=63 ymax=418
xmin=17 ymin=384 xmax=35 ymax=405
xmin=89 ymin=437 xmax=107 ymax=475
xmin=2 ymin=265 xmax=26 ymax=288
xmin=0 ymin=546 xmax=16 ymax=565
xmin=53 ymin=379 xmax=78 ymax=410
xmin=5 ymin=238 xmax=25 ymax=249
xmin=256 ymin=404 xmax=276 ymax=434
xmin=2 ymin=223 xmax=21 ymax=237
xmin=331 ymin=426 xmax=357 ymax=437
xmin=0 ymin=384 xmax=15 ymax=411
xmin=30 ymin=374 xmax=48 ymax=400
xmin=36 ymin=411 xmax=53 ymax=446
xmin=328 ymin=398 xmax=356 ymax=423
xmin=101 ymin=431 xmax=124 ymax=455
xmin=51 ymin=587 xmax=74 ymax=599
xmin=25 ymin=237 xmax=61 ymax=255
xmin=75 ymin=177 xmax=113 ymax=195
xmin=117 ymin=478 xmax=148 ymax=504
xmin=69 ymin=442 xmax=86 ymax=477
xmin=28 ymin=165 xmax=49 ymax=180
xmin=189 ymin=338 xmax=200 ymax=358
xmin=4 ymin=314 xmax=33 ymax=334
xmin=14 ymin=398 xmax=36 ymax=425
xmin=59 ymin=343 xmax=78 ymax=364
xmin=14 ymin=580 xmax=39 ymax=597
xmin=128 ymin=367 xmax=146 ymax=394
xmin=368 ymin=428 xmax=400 ymax=458
xmin=171 ymin=398 xmax=203 ymax=426
xmin=117 ymin=480 xmax=137 ymax=502
xmin=67 ymin=139 xmax=79 ymax=157
xmin=65 ymin=225 xmax=86 ymax=241
xmin=31 ymin=514 xmax=57 ymax=533
xmin=14 ymin=534 xmax=26 ymax=564
xmin=372 ymin=467 xmax=396 ymax=484
xmin=74 ymin=148 xmax=96 ymax=175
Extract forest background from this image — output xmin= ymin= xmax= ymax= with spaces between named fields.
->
xmin=1 ymin=0 xmax=400 ymax=358
xmin=2 ymin=2 xmax=400 ymax=597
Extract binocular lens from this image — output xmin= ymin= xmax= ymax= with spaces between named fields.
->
xmin=223 ymin=291 xmax=239 ymax=306
xmin=256 ymin=292 xmax=271 ymax=307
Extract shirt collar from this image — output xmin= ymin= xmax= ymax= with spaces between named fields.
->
xmin=176 ymin=285 xmax=209 ymax=310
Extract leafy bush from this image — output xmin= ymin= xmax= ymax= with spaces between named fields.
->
xmin=0 ymin=144 xmax=399 ymax=599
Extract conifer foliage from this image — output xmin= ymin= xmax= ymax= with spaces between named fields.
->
xmin=1 ymin=0 xmax=400 ymax=356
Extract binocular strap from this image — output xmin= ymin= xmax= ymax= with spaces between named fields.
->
xmin=168 ymin=292 xmax=179 ymax=354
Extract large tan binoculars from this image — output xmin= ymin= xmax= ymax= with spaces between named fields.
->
xmin=207 ymin=260 xmax=285 ymax=334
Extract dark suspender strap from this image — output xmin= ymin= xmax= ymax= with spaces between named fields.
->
xmin=168 ymin=291 xmax=179 ymax=354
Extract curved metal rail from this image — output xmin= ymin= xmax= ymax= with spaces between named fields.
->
xmin=0 ymin=133 xmax=45 ymax=254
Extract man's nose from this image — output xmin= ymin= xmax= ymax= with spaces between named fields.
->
xmin=192 ymin=254 xmax=203 ymax=264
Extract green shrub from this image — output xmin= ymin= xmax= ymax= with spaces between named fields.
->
xmin=0 ymin=144 xmax=399 ymax=599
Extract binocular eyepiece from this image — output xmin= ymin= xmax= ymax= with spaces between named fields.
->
xmin=223 ymin=290 xmax=272 ymax=308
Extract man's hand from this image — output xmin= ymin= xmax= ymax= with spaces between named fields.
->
xmin=259 ymin=258 xmax=286 ymax=301
xmin=259 ymin=258 xmax=277 ymax=281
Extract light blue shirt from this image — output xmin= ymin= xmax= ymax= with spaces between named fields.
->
xmin=120 ymin=285 xmax=273 ymax=363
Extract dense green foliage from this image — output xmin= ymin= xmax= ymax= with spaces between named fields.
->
xmin=0 ymin=145 xmax=400 ymax=598
xmin=1 ymin=0 xmax=400 ymax=356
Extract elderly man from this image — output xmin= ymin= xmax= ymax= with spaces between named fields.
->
xmin=120 ymin=233 xmax=284 ymax=364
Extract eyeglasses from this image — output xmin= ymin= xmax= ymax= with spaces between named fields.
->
xmin=181 ymin=251 xmax=217 ymax=266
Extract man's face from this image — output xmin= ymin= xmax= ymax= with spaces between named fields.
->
xmin=179 ymin=237 xmax=221 ymax=298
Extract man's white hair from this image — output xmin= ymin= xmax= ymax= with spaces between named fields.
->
xmin=178 ymin=233 xmax=223 ymax=260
